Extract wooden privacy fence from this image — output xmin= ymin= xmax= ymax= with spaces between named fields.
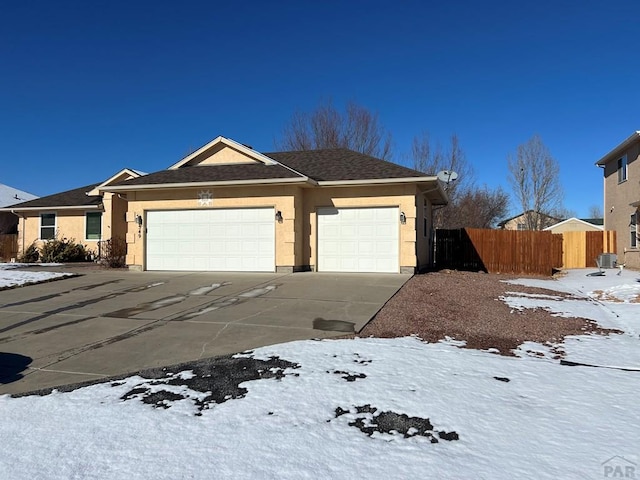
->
xmin=435 ymin=228 xmax=563 ymax=276
xmin=435 ymin=228 xmax=617 ymax=275
xmin=561 ymin=230 xmax=617 ymax=268
xmin=0 ymin=234 xmax=18 ymax=261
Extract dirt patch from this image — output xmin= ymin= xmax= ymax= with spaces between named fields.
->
xmin=360 ymin=270 xmax=618 ymax=356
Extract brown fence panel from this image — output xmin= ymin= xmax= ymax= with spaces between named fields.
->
xmin=551 ymin=234 xmax=563 ymax=269
xmin=435 ymin=228 xmax=556 ymax=275
xmin=0 ymin=234 xmax=18 ymax=261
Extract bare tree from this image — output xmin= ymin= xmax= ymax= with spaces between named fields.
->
xmin=276 ymin=99 xmax=392 ymax=159
xmin=452 ymin=187 xmax=510 ymax=229
xmin=588 ymin=204 xmax=603 ymax=218
xmin=507 ymin=135 xmax=564 ymax=230
xmin=412 ymin=132 xmax=481 ymax=228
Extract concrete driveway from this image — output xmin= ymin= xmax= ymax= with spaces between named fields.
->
xmin=0 ymin=266 xmax=410 ymax=395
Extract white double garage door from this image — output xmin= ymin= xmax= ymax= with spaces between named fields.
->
xmin=146 ymin=207 xmax=399 ymax=273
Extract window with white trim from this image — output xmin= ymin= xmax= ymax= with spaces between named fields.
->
xmin=40 ymin=213 xmax=56 ymax=240
xmin=85 ymin=212 xmax=102 ymax=240
xmin=631 ymin=212 xmax=637 ymax=249
xmin=618 ymin=155 xmax=628 ymax=183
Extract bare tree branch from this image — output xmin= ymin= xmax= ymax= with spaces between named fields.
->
xmin=507 ymin=135 xmax=564 ymax=230
xmin=276 ymin=99 xmax=393 ymax=159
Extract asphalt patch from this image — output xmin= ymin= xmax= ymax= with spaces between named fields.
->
xmin=118 ymin=355 xmax=300 ymax=413
xmin=334 ymin=404 xmax=459 ymax=442
xmin=329 ymin=370 xmax=367 ymax=382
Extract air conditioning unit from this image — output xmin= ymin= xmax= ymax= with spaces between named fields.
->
xmin=598 ymin=253 xmax=617 ymax=269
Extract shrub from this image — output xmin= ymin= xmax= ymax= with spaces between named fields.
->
xmin=99 ymin=237 xmax=127 ymax=268
xmin=40 ymin=237 xmax=91 ymax=263
xmin=17 ymin=242 xmax=40 ymax=263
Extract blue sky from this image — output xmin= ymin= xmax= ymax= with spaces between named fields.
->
xmin=2 ymin=0 xmax=639 ymax=217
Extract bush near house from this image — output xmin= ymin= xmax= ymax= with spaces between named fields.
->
xmin=40 ymin=237 xmax=93 ymax=263
xmin=98 ymin=237 xmax=127 ymax=268
xmin=17 ymin=242 xmax=40 ymax=263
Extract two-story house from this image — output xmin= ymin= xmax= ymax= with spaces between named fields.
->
xmin=596 ymin=131 xmax=640 ymax=269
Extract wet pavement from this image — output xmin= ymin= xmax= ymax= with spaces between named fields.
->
xmin=0 ymin=266 xmax=410 ymax=394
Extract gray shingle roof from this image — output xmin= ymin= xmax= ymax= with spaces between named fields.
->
xmin=115 ymin=148 xmax=430 ymax=188
xmin=4 ymin=149 xmax=438 ymax=210
xmin=116 ymin=163 xmax=303 ymax=186
xmin=267 ymin=149 xmax=428 ymax=181
xmin=3 ymin=184 xmax=101 ymax=209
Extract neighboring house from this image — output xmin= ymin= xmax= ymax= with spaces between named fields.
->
xmin=596 ymin=131 xmax=640 ymax=269
xmin=497 ymin=210 xmax=560 ymax=230
xmin=104 ymin=136 xmax=448 ymax=273
xmin=543 ymin=217 xmax=604 ymax=234
xmin=0 ymin=183 xmax=38 ymax=234
xmin=1 ymin=169 xmax=143 ymax=257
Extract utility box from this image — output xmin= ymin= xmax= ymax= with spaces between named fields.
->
xmin=598 ymin=253 xmax=617 ymax=269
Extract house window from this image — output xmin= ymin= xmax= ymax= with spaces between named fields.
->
xmin=618 ymin=155 xmax=628 ymax=183
xmin=40 ymin=213 xmax=56 ymax=240
xmin=86 ymin=212 xmax=102 ymax=240
xmin=517 ymin=223 xmax=526 ymax=231
xmin=631 ymin=213 xmax=637 ymax=249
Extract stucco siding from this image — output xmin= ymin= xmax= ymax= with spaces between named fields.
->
xmin=123 ymin=184 xmax=421 ymax=273
xmin=17 ymin=210 xmax=102 ymax=256
xmin=124 ymin=185 xmax=299 ymax=270
xmin=302 ymin=184 xmax=418 ymax=272
xmin=602 ymin=142 xmax=640 ymax=268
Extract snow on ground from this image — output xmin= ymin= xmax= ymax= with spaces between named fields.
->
xmin=1 ymin=268 xmax=639 ymax=479
xmin=0 ymin=263 xmax=72 ymax=289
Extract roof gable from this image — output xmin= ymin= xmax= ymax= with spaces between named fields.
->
xmin=543 ymin=217 xmax=604 ymax=231
xmin=87 ymin=168 xmax=145 ymax=196
xmin=169 ymin=136 xmax=277 ymax=169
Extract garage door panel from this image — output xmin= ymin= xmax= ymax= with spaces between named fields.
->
xmin=146 ymin=209 xmax=275 ymax=272
xmin=318 ymin=207 xmax=399 ymax=273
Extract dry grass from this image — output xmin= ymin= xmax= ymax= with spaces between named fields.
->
xmin=360 ymin=270 xmax=619 ymax=356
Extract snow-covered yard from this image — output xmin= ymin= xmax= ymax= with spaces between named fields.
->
xmin=0 ymin=263 xmax=73 ymax=289
xmin=1 ymin=269 xmax=639 ymax=479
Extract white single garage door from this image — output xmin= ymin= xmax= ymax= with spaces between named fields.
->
xmin=317 ymin=207 xmax=399 ymax=273
xmin=146 ymin=208 xmax=275 ymax=272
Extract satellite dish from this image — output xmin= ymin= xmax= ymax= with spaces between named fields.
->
xmin=436 ymin=170 xmax=459 ymax=183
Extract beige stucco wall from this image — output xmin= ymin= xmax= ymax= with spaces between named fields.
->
xmin=602 ymin=141 xmax=640 ymax=269
xmin=301 ymin=184 xmax=419 ymax=272
xmin=17 ymin=209 xmax=104 ymax=257
xmin=123 ymin=183 xmax=423 ymax=273
xmin=186 ymin=145 xmax=258 ymax=166
xmin=102 ymin=192 xmax=128 ymax=240
xmin=415 ymin=191 xmax=434 ymax=270
xmin=123 ymin=185 xmax=301 ymax=270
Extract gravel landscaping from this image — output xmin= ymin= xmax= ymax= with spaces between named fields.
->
xmin=361 ymin=269 xmax=619 ymax=356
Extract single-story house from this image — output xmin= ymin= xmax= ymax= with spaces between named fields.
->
xmin=543 ymin=217 xmax=604 ymax=234
xmin=2 ymin=169 xmax=143 ymax=257
xmin=0 ymin=183 xmax=38 ymax=234
xmin=498 ymin=210 xmax=560 ymax=230
xmin=2 ymin=137 xmax=448 ymax=273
